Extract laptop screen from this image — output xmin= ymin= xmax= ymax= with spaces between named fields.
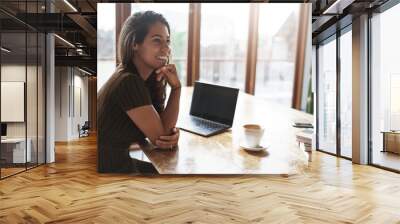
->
xmin=190 ymin=82 xmax=239 ymax=126
xmin=1 ymin=123 xmax=7 ymax=137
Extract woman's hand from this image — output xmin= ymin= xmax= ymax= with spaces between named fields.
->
xmin=155 ymin=127 xmax=180 ymax=149
xmin=155 ymin=64 xmax=181 ymax=90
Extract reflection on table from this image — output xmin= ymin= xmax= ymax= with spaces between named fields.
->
xmin=134 ymin=87 xmax=313 ymax=175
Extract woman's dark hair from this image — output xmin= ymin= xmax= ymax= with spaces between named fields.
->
xmin=117 ymin=11 xmax=170 ymax=69
xmin=117 ymin=11 xmax=170 ymax=113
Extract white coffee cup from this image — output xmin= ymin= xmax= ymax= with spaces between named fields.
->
xmin=243 ymin=124 xmax=265 ymax=147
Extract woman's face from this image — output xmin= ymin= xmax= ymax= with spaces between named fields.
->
xmin=134 ymin=21 xmax=171 ymax=69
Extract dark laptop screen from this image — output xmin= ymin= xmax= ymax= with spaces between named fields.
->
xmin=190 ymin=82 xmax=239 ymax=126
xmin=1 ymin=123 xmax=7 ymax=137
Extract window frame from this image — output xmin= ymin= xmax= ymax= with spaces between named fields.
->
xmin=315 ymin=22 xmax=353 ymax=160
xmin=368 ymin=0 xmax=400 ymax=173
xmin=115 ymin=3 xmax=308 ymax=98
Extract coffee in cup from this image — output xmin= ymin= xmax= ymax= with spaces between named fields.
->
xmin=242 ymin=124 xmax=265 ymax=147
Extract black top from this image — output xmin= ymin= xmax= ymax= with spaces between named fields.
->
xmin=97 ymin=66 xmax=164 ymax=173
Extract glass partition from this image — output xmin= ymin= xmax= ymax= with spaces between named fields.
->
xmin=27 ymin=30 xmax=38 ymax=169
xmin=339 ymin=28 xmax=352 ymax=158
xmin=1 ymin=31 xmax=28 ymax=177
xmin=371 ymin=3 xmax=400 ymax=171
xmin=38 ymin=32 xmax=45 ymax=165
xmin=317 ymin=36 xmax=337 ymax=155
xmin=0 ymin=1 xmax=46 ymax=179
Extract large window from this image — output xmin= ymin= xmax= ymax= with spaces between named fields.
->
xmin=317 ymin=36 xmax=337 ymax=154
xmin=199 ymin=3 xmax=249 ymax=91
xmin=100 ymin=3 xmax=310 ymax=107
xmin=371 ymin=3 xmax=400 ymax=171
xmin=97 ymin=3 xmax=116 ymax=91
xmin=339 ymin=28 xmax=352 ymax=158
xmin=255 ymin=4 xmax=300 ymax=106
xmin=316 ymin=27 xmax=353 ymax=159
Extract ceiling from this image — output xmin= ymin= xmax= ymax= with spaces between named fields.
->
xmin=311 ymin=0 xmax=390 ymax=43
xmin=0 ymin=0 xmax=99 ymax=75
xmin=0 ymin=0 xmax=396 ymax=75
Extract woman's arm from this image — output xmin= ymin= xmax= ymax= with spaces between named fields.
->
xmin=126 ymin=64 xmax=181 ymax=148
xmin=159 ymin=86 xmax=180 ymax=134
xmin=125 ymin=88 xmax=180 ymax=147
xmin=155 ymin=64 xmax=181 ymax=134
xmin=126 ymin=105 xmax=170 ymax=146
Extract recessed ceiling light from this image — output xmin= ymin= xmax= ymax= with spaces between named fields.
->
xmin=54 ymin=34 xmax=75 ymax=48
xmin=63 ymin=0 xmax=78 ymax=12
xmin=322 ymin=0 xmax=354 ymax=15
xmin=78 ymin=67 xmax=93 ymax=76
xmin=1 ymin=47 xmax=11 ymax=53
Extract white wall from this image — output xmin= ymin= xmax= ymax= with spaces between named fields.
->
xmin=77 ymin=72 xmax=89 ymax=138
xmin=54 ymin=67 xmax=89 ymax=141
xmin=1 ymin=65 xmax=26 ymax=139
xmin=1 ymin=63 xmax=46 ymax=164
xmin=55 ymin=66 xmax=69 ymax=141
xmin=1 ymin=65 xmax=36 ymax=137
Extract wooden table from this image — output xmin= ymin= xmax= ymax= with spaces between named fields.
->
xmin=134 ymin=87 xmax=313 ymax=175
xmin=381 ymin=131 xmax=400 ymax=154
xmin=1 ymin=138 xmax=32 ymax=164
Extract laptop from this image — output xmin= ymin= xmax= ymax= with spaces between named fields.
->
xmin=178 ymin=81 xmax=239 ymax=137
xmin=1 ymin=123 xmax=7 ymax=140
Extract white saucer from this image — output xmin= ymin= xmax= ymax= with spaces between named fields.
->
xmin=240 ymin=143 xmax=268 ymax=151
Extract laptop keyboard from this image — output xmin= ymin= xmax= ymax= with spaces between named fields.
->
xmin=190 ymin=117 xmax=227 ymax=131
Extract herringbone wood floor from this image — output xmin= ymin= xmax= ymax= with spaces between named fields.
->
xmin=1 ymin=134 xmax=400 ymax=223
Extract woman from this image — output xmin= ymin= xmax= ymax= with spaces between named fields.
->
xmin=97 ymin=11 xmax=181 ymax=174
